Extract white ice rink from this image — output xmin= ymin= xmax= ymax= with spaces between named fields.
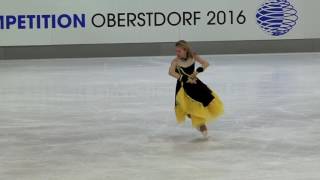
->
xmin=0 ymin=53 xmax=320 ymax=180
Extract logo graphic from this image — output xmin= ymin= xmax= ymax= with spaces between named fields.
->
xmin=256 ymin=0 xmax=298 ymax=36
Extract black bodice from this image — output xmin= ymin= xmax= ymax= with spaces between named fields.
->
xmin=174 ymin=62 xmax=214 ymax=107
xmin=175 ymin=63 xmax=195 ymax=76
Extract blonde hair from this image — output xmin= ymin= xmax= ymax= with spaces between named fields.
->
xmin=175 ymin=40 xmax=194 ymax=60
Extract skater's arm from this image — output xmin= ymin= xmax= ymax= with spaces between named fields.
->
xmin=193 ymin=52 xmax=209 ymax=70
xmin=168 ymin=59 xmax=181 ymax=80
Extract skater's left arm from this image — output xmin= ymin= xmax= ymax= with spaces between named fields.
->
xmin=193 ymin=52 xmax=209 ymax=75
xmin=194 ymin=52 xmax=209 ymax=69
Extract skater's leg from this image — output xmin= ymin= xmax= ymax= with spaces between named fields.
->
xmin=190 ymin=115 xmax=208 ymax=137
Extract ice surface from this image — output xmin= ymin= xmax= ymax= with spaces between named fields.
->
xmin=0 ymin=53 xmax=320 ymax=180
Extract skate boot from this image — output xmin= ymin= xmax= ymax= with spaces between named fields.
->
xmin=199 ymin=125 xmax=208 ymax=138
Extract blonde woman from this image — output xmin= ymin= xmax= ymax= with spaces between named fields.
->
xmin=168 ymin=40 xmax=224 ymax=137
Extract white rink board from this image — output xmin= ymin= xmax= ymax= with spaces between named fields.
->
xmin=0 ymin=0 xmax=320 ymax=46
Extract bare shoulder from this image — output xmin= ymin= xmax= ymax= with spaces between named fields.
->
xmin=171 ymin=58 xmax=179 ymax=65
xmin=192 ymin=52 xmax=201 ymax=60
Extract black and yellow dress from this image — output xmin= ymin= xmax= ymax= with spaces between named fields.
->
xmin=175 ymin=61 xmax=224 ymax=128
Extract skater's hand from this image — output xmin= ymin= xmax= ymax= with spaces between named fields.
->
xmin=190 ymin=71 xmax=198 ymax=79
xmin=187 ymin=76 xmax=197 ymax=84
xmin=180 ymin=74 xmax=197 ymax=84
xmin=186 ymin=72 xmax=198 ymax=84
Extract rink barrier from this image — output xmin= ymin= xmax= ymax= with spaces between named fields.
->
xmin=0 ymin=39 xmax=319 ymax=60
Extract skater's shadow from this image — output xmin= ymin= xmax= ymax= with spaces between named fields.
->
xmin=189 ymin=137 xmax=210 ymax=143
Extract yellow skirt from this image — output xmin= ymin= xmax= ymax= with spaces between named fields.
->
xmin=175 ymin=86 xmax=224 ymax=128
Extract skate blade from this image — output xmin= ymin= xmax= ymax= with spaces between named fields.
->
xmin=201 ymin=131 xmax=209 ymax=139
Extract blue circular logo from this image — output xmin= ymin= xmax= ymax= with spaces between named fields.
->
xmin=256 ymin=0 xmax=298 ymax=36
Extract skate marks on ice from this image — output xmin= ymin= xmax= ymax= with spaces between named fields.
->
xmin=0 ymin=54 xmax=320 ymax=180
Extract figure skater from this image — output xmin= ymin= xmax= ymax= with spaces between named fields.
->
xmin=168 ymin=40 xmax=224 ymax=137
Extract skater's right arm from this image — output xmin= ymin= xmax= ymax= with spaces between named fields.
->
xmin=168 ymin=59 xmax=181 ymax=80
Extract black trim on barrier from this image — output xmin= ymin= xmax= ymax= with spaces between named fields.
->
xmin=0 ymin=39 xmax=319 ymax=60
